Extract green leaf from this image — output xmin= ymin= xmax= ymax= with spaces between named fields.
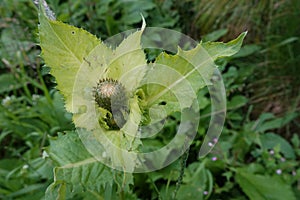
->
xmin=202 ymin=28 xmax=228 ymax=42
xmin=233 ymin=44 xmax=261 ymax=58
xmin=236 ymin=169 xmax=296 ymax=200
xmin=260 ymin=133 xmax=295 ymax=159
xmin=176 ymin=161 xmax=213 ymax=200
xmin=105 ymin=18 xmax=147 ymax=92
xmin=71 ymin=29 xmax=147 ymax=170
xmin=143 ymin=32 xmax=246 ymax=115
xmin=39 ymin=3 xmax=100 ymax=112
xmin=227 ymin=95 xmax=248 ymax=109
xmin=256 ymin=112 xmax=298 ymax=133
xmin=39 ymin=2 xmax=147 ymax=172
xmin=45 ymin=131 xmax=135 ymax=199
xmin=45 ymin=132 xmax=111 ymax=197
xmin=6 ymin=184 xmax=47 ymax=199
xmin=202 ymin=32 xmax=247 ymax=60
xmin=0 ymin=74 xmax=22 ymax=94
xmin=75 ymin=97 xmax=143 ymax=172
xmin=143 ymin=45 xmax=214 ymax=115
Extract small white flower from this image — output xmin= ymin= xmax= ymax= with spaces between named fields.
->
xmin=276 ymin=169 xmax=282 ymax=175
xmin=212 ymin=156 xmax=217 ymax=161
xmin=32 ymin=94 xmax=40 ymax=103
xmin=2 ymin=96 xmax=12 ymax=107
xmin=23 ymin=164 xmax=29 ymax=169
xmin=203 ymin=191 xmax=208 ymax=195
xmin=42 ymin=150 xmax=49 ymax=159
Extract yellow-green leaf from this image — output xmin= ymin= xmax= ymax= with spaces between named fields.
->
xmin=39 ymin=3 xmax=100 ymax=112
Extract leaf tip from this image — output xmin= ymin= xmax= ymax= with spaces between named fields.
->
xmin=240 ymin=31 xmax=248 ymax=39
xmin=140 ymin=13 xmax=146 ymax=31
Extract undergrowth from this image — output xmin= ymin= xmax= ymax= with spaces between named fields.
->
xmin=0 ymin=0 xmax=299 ymax=199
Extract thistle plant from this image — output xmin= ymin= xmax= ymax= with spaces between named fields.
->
xmin=37 ymin=0 xmax=246 ymax=197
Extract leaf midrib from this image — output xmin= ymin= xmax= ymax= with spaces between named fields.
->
xmin=146 ymin=51 xmax=212 ymax=106
xmin=60 ymin=157 xmax=97 ymax=169
xmin=47 ymin=20 xmax=82 ymax=65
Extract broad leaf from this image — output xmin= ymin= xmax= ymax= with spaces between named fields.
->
xmin=143 ymin=45 xmax=213 ymax=115
xmin=39 ymin=2 xmax=146 ymax=172
xmin=106 ymin=19 xmax=147 ymax=92
xmin=176 ymin=161 xmax=213 ymax=200
xmin=236 ymin=168 xmax=296 ymax=200
xmin=260 ymin=133 xmax=296 ymax=159
xmin=45 ymin=131 xmax=136 ymax=199
xmin=143 ymin=32 xmax=246 ymax=115
xmin=202 ymin=32 xmax=247 ymax=60
xmin=39 ymin=3 xmax=100 ymax=112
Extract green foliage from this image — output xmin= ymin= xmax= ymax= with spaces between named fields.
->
xmin=0 ymin=0 xmax=299 ymax=200
xmin=236 ymin=169 xmax=296 ymax=200
xmin=45 ymin=0 xmax=179 ymax=39
xmin=38 ymin=0 xmax=246 ymax=175
xmin=144 ymin=32 xmax=246 ymax=115
xmin=39 ymin=6 xmax=100 ymax=112
xmin=45 ymin=131 xmax=136 ymax=199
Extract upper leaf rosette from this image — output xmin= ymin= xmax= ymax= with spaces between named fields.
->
xmin=38 ymin=0 xmax=246 ymax=172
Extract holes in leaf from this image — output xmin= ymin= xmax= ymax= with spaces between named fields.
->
xmin=159 ymin=101 xmax=167 ymax=105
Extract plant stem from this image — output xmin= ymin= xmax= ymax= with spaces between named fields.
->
xmin=172 ymin=146 xmax=190 ymax=200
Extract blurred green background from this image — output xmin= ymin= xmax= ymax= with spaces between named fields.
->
xmin=0 ymin=0 xmax=299 ymax=199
